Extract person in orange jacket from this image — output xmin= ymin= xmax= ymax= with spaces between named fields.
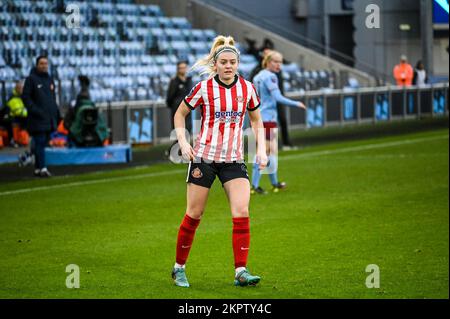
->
xmin=393 ymin=54 xmax=414 ymax=86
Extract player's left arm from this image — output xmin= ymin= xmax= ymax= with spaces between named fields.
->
xmin=248 ymin=108 xmax=268 ymax=169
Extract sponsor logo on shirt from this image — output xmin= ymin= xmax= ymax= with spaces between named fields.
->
xmin=215 ymin=110 xmax=243 ymax=124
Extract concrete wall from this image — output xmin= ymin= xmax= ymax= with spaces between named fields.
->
xmin=353 ymin=0 xmax=449 ymax=83
xmin=139 ymin=0 xmax=376 ymax=87
xmin=141 ymin=0 xmax=448 ymax=84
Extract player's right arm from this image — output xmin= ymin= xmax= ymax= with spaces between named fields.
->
xmin=174 ymin=101 xmax=194 ymax=161
xmin=248 ymin=108 xmax=268 ymax=170
xmin=176 ymin=82 xmax=203 ymax=161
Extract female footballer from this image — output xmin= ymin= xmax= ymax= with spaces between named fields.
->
xmin=171 ymin=35 xmax=268 ymax=287
xmin=251 ymin=50 xmax=306 ymax=194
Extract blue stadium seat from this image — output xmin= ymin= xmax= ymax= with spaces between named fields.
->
xmin=171 ymin=17 xmax=191 ymax=29
xmin=281 ymin=62 xmax=299 ymax=74
xmin=191 ymin=29 xmax=205 ymax=41
xmin=140 ymin=55 xmax=155 ymax=65
xmin=203 ymin=29 xmax=216 ymax=41
xmin=153 ymin=55 xmax=170 ymax=65
xmin=238 ymin=63 xmax=257 ymax=79
xmin=165 ymin=28 xmax=184 ymax=42
xmin=240 ymin=54 xmax=257 ymax=64
xmin=0 ymin=1 xmax=313 ymax=105
xmin=136 ymin=88 xmax=148 ymax=100
xmin=162 ymin=64 xmax=176 ymax=76
xmin=180 ymin=29 xmax=194 ymax=42
xmin=188 ymin=41 xmax=209 ymax=55
xmin=140 ymin=16 xmax=158 ymax=28
xmin=150 ymin=28 xmax=166 ymax=42
xmin=157 ymin=16 xmax=173 ymax=28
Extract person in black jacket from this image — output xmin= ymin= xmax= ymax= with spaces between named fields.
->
xmin=166 ymin=61 xmax=193 ymax=133
xmin=22 ymin=56 xmax=60 ymax=177
xmin=165 ymin=61 xmax=193 ymax=159
xmin=412 ymin=60 xmax=428 ymax=86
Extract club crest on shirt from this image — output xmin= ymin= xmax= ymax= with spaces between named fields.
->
xmin=191 ymin=167 xmax=203 ymax=178
xmin=236 ymin=96 xmax=245 ymax=103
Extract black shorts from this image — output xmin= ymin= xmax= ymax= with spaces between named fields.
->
xmin=186 ymin=160 xmax=249 ymax=188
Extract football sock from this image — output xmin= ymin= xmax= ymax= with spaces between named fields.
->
xmin=235 ymin=266 xmax=246 ymax=275
xmin=268 ymin=155 xmax=278 ymax=185
xmin=232 ymin=217 xmax=250 ymax=268
xmin=252 ymin=162 xmax=261 ymax=188
xmin=175 ymin=214 xmax=200 ymax=266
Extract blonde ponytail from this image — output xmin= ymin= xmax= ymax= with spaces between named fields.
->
xmin=191 ymin=35 xmax=240 ymax=77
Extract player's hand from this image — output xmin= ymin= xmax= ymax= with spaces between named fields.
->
xmin=298 ymin=101 xmax=306 ymax=109
xmin=256 ymin=152 xmax=268 ymax=170
xmin=180 ymin=142 xmax=194 ymax=161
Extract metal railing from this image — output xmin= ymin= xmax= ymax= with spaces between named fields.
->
xmin=1 ymin=80 xmax=447 ymax=145
xmin=285 ymin=83 xmax=449 ymax=129
xmin=193 ymin=0 xmax=392 ymax=84
xmin=92 ymin=83 xmax=448 ymax=145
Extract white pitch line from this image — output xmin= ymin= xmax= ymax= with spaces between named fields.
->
xmin=0 ymin=169 xmax=185 ymax=197
xmin=280 ymin=134 xmax=448 ymax=161
xmin=0 ymin=134 xmax=448 ymax=197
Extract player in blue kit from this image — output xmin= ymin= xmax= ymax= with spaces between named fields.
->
xmin=251 ymin=50 xmax=306 ymax=194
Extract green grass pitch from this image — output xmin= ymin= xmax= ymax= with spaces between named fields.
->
xmin=0 ymin=128 xmax=448 ymax=299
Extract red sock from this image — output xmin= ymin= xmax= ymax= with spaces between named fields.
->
xmin=176 ymin=214 xmax=201 ymax=265
xmin=232 ymin=217 xmax=250 ymax=268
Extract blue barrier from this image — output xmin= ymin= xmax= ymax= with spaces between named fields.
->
xmin=375 ymin=93 xmax=389 ymax=121
xmin=0 ymin=154 xmax=19 ymax=164
xmin=307 ymin=97 xmax=324 ymax=127
xmin=128 ymin=109 xmax=153 ymax=144
xmin=344 ymin=96 xmax=355 ymax=120
xmin=433 ymin=90 xmax=446 ymax=114
xmin=45 ymin=145 xmax=132 ymax=166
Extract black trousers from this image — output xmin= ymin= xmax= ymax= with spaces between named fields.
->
xmin=31 ymin=131 xmax=51 ymax=170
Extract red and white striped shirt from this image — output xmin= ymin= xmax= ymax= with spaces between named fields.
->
xmin=184 ymin=75 xmax=260 ymax=162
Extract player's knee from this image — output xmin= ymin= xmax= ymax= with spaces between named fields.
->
xmin=186 ymin=208 xmax=204 ymax=219
xmin=232 ymin=208 xmax=249 ymax=218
